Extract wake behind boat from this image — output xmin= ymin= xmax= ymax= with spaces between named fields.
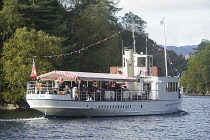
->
xmin=26 ymin=46 xmax=182 ymax=117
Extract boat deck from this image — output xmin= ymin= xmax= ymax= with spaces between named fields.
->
xmin=27 ymin=81 xmax=154 ymax=101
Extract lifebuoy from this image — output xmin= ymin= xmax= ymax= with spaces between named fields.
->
xmin=92 ymin=81 xmax=100 ymax=86
xmin=122 ymin=83 xmax=126 ymax=86
xmin=139 ymin=70 xmax=142 ymax=74
xmin=109 ymin=81 xmax=116 ymax=87
xmin=116 ymin=70 xmax=123 ymax=75
xmin=140 ymin=70 xmax=147 ymax=76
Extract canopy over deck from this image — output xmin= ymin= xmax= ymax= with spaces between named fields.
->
xmin=38 ymin=70 xmax=137 ymax=82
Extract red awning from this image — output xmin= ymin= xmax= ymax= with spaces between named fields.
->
xmin=38 ymin=70 xmax=137 ymax=82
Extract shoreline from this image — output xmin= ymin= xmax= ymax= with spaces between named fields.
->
xmin=0 ymin=103 xmax=29 ymax=110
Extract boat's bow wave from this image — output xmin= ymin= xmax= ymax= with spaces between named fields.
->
xmin=0 ymin=117 xmax=46 ymax=122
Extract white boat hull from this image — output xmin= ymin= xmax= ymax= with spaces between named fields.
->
xmin=26 ymin=94 xmax=182 ymax=117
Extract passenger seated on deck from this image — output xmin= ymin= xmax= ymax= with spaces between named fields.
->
xmin=59 ymin=82 xmax=65 ymax=91
xmin=36 ymin=77 xmax=42 ymax=91
xmin=64 ymin=85 xmax=70 ymax=94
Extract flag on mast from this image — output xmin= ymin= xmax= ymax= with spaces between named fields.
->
xmin=30 ymin=58 xmax=37 ymax=80
xmin=160 ymin=17 xmax=168 ymax=76
xmin=160 ymin=17 xmax=165 ymax=25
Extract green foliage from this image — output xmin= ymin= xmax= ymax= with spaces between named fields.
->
xmin=0 ymin=0 xmax=3 ymax=10
xmin=0 ymin=0 xmax=24 ymax=41
xmin=19 ymin=0 xmax=68 ymax=37
xmin=194 ymin=39 xmax=210 ymax=51
xmin=70 ymin=0 xmax=121 ymax=72
xmin=1 ymin=27 xmax=61 ymax=103
xmin=120 ymin=12 xmax=147 ymax=54
xmin=121 ymin=12 xmax=146 ymax=30
xmin=180 ymin=40 xmax=210 ymax=94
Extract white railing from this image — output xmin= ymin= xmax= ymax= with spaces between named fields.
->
xmin=26 ymin=81 xmax=156 ymax=101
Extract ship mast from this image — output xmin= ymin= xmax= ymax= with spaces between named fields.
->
xmin=162 ymin=18 xmax=168 ymax=77
xmin=132 ymin=22 xmax=136 ymax=54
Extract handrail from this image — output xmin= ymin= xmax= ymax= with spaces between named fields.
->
xmin=26 ymin=82 xmax=160 ymax=101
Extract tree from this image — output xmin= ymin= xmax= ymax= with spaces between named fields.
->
xmin=19 ymin=0 xmax=68 ymax=37
xmin=200 ymin=47 xmax=210 ymax=93
xmin=1 ymin=27 xmax=62 ymax=104
xmin=180 ymin=40 xmax=210 ymax=94
xmin=0 ymin=0 xmax=24 ymax=41
xmin=194 ymin=39 xmax=210 ymax=51
xmin=120 ymin=12 xmax=147 ymax=54
xmin=0 ymin=0 xmax=25 ymax=98
xmin=69 ymin=0 xmax=121 ymax=72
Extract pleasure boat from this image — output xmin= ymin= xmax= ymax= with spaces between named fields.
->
xmin=26 ymin=46 xmax=182 ymax=117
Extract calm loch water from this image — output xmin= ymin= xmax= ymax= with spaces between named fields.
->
xmin=1 ymin=96 xmax=210 ymax=139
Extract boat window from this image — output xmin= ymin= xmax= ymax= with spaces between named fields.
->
xmin=168 ymin=82 xmax=173 ymax=92
xmin=137 ymin=57 xmax=145 ymax=67
xmin=166 ymin=82 xmax=178 ymax=92
xmin=175 ymin=82 xmax=178 ymax=92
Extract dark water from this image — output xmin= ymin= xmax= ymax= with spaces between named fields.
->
xmin=1 ymin=96 xmax=210 ymax=140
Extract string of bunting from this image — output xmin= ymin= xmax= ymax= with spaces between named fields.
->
xmin=147 ymin=40 xmax=163 ymax=51
xmin=31 ymin=25 xmax=180 ymax=78
xmin=33 ymin=29 xmax=125 ymax=58
xmin=168 ymin=57 xmax=180 ymax=78
xmin=147 ymin=40 xmax=180 ymax=78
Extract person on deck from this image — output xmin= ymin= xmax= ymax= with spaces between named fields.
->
xmin=54 ymin=77 xmax=59 ymax=90
xmin=36 ymin=77 xmax=42 ymax=93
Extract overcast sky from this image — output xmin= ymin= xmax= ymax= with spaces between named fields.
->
xmin=117 ymin=0 xmax=210 ymax=46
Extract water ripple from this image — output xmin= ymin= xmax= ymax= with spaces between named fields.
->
xmin=1 ymin=96 xmax=210 ymax=139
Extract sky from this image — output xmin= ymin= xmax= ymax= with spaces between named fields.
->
xmin=117 ymin=0 xmax=210 ymax=46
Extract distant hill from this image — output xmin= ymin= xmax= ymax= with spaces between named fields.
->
xmin=166 ymin=45 xmax=198 ymax=55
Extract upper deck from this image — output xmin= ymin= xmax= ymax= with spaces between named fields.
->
xmin=27 ymin=81 xmax=151 ymax=101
